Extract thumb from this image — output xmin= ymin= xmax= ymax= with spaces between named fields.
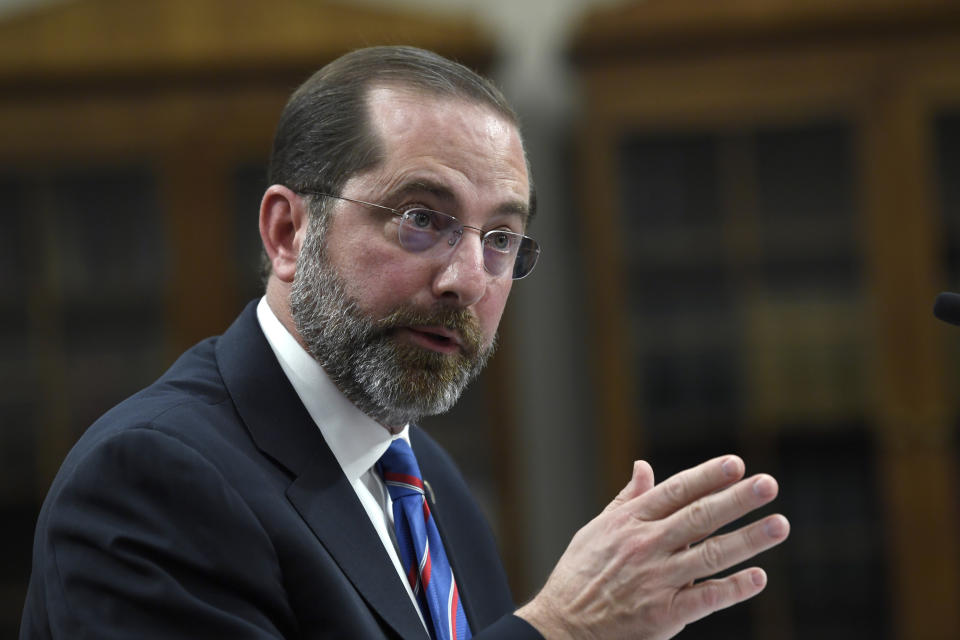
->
xmin=603 ymin=460 xmax=654 ymax=513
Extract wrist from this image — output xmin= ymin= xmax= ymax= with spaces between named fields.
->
xmin=515 ymin=596 xmax=581 ymax=640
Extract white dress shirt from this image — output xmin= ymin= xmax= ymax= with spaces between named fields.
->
xmin=255 ymin=297 xmax=426 ymax=627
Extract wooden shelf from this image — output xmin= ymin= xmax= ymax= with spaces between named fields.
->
xmin=571 ymin=1 xmax=960 ymax=638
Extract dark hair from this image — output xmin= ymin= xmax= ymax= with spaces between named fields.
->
xmin=269 ymin=45 xmax=524 ymax=194
xmin=262 ymin=46 xmax=534 ymax=283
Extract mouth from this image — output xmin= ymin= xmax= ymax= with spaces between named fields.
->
xmin=396 ymin=326 xmax=464 ymax=355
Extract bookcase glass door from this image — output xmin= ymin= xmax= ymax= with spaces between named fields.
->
xmin=935 ymin=108 xmax=960 ymax=496
xmin=230 ymin=162 xmax=271 ymax=305
xmin=0 ymin=174 xmax=38 ymax=624
xmin=615 ymin=119 xmax=887 ymax=638
xmin=0 ymin=165 xmax=168 ymax=633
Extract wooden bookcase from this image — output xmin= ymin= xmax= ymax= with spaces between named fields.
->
xmin=570 ymin=1 xmax=960 ymax=638
xmin=0 ymin=0 xmax=528 ymax=633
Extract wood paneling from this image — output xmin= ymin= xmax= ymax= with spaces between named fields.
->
xmin=572 ymin=1 xmax=960 ymax=637
xmin=0 ymin=2 xmax=512 ymax=636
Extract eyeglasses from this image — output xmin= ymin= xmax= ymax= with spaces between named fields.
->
xmin=298 ymin=191 xmax=541 ymax=280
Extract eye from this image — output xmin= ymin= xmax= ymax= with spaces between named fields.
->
xmin=485 ymin=230 xmax=517 ymax=253
xmin=403 ymin=207 xmax=461 ymax=233
xmin=407 ymin=209 xmax=435 ymax=230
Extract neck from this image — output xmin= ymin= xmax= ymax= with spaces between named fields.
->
xmin=380 ymin=421 xmax=406 ymax=436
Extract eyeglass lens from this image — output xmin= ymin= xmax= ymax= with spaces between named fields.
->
xmin=398 ymin=209 xmax=538 ymax=279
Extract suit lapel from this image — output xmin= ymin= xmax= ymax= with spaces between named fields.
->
xmin=286 ymin=455 xmax=427 ymax=639
xmin=216 ymin=302 xmax=426 ymax=639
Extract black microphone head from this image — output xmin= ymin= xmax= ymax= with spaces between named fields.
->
xmin=934 ymin=292 xmax=960 ymax=326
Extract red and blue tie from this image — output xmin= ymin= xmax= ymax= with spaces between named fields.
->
xmin=377 ymin=439 xmax=472 ymax=640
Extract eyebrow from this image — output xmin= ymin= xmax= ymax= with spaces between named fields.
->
xmin=391 ymin=179 xmax=530 ymax=224
xmin=393 ymin=180 xmax=455 ymax=204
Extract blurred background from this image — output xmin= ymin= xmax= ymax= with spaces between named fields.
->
xmin=2 ymin=0 xmax=959 ymax=638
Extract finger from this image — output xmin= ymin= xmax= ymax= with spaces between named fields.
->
xmin=669 ymin=513 xmax=790 ymax=585
xmin=633 ymin=455 xmax=745 ymax=521
xmin=603 ymin=460 xmax=655 ymax=514
xmin=660 ymin=473 xmax=780 ymax=549
xmin=671 ymin=567 xmax=769 ymax=626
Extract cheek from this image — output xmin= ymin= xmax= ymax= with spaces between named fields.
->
xmin=323 ymin=217 xmax=419 ymax=309
xmin=332 ymin=249 xmax=424 ymax=313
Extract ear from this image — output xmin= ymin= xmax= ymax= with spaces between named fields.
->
xmin=259 ymin=184 xmax=308 ymax=283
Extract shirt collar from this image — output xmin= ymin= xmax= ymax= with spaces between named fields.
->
xmin=255 ymin=297 xmax=408 ymax=482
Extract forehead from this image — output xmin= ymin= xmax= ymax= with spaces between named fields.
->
xmin=354 ymin=85 xmax=530 ymax=215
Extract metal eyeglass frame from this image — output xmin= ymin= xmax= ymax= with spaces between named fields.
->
xmin=297 ymin=190 xmax=541 ymax=280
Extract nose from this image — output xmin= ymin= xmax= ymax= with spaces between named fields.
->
xmin=432 ymin=232 xmax=487 ymax=307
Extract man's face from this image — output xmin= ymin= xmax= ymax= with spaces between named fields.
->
xmin=290 ymin=86 xmax=530 ymax=428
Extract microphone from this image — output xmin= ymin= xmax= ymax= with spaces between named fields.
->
xmin=934 ymin=292 xmax=960 ymax=326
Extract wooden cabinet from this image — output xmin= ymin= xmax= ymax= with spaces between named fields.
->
xmin=571 ymin=1 xmax=960 ymax=637
xmin=0 ymin=1 xmax=512 ymax=633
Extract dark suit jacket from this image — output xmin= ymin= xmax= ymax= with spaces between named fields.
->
xmin=21 ymin=301 xmax=541 ymax=639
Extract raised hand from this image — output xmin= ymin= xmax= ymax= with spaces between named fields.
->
xmin=516 ymin=456 xmax=789 ymax=640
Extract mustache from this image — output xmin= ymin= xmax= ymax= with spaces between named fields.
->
xmin=374 ymin=304 xmax=485 ymax=356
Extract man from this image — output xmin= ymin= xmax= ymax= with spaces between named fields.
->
xmin=21 ymin=46 xmax=788 ymax=639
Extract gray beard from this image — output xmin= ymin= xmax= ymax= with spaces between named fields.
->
xmin=289 ymin=218 xmax=495 ymax=428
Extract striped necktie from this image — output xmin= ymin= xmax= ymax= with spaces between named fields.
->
xmin=377 ymin=439 xmax=472 ymax=640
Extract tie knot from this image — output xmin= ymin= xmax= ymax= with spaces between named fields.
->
xmin=377 ymin=439 xmax=425 ymax=499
